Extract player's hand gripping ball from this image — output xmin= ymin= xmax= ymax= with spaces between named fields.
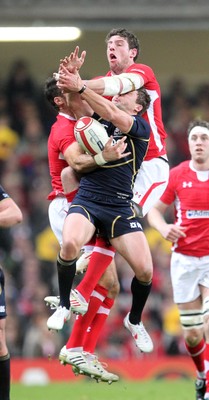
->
xmin=74 ymin=116 xmax=109 ymax=155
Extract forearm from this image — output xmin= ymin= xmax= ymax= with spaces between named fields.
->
xmin=58 ymin=66 xmax=143 ymax=98
xmin=84 ymin=79 xmax=105 ymax=95
xmin=81 ymin=87 xmax=116 ymax=121
xmin=0 ymin=200 xmax=22 ymax=227
xmin=147 ymin=207 xmax=167 ymax=233
xmin=69 ymin=153 xmax=98 ymax=173
xmin=86 ymin=73 xmax=144 ymax=96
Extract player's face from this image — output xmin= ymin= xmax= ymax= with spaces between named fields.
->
xmin=189 ymin=131 xmax=209 ymax=165
xmin=106 ymin=35 xmax=137 ymax=75
xmin=112 ymin=91 xmax=141 ymax=114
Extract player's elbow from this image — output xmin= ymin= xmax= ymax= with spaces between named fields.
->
xmin=15 ymin=209 xmax=23 ymax=224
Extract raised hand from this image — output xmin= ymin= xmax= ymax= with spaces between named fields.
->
xmin=57 ymin=65 xmax=83 ymax=93
xmin=59 ymin=46 xmax=86 ymax=73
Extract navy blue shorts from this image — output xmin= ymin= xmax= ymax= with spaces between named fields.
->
xmin=68 ymin=189 xmax=143 ymax=239
xmin=0 ymin=268 xmax=7 ymax=319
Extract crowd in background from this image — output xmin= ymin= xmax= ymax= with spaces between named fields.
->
xmin=0 ymin=59 xmax=209 ymax=361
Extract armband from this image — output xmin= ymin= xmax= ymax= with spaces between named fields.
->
xmin=94 ymin=153 xmax=107 ymax=166
xmin=102 ymin=73 xmax=143 ymax=96
xmin=78 ymin=85 xmax=87 ymax=94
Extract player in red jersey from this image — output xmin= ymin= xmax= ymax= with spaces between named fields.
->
xmin=62 ymin=28 xmax=169 ymax=216
xmin=147 ymin=120 xmax=209 ymax=400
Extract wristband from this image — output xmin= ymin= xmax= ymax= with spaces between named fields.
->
xmin=78 ymin=85 xmax=87 ymax=94
xmin=94 ymin=152 xmax=107 ymax=166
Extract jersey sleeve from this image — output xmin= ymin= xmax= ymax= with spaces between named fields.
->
xmin=160 ymin=167 xmax=177 ymax=205
xmin=127 ymin=115 xmax=150 ymax=140
xmin=52 ymin=124 xmax=76 ymax=154
xmin=126 ymin=64 xmax=155 ymax=86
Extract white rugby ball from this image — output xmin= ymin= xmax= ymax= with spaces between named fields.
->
xmin=74 ymin=116 xmax=109 ymax=155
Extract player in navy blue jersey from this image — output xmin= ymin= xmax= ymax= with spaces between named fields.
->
xmin=51 ymin=66 xmax=154 ymax=371
xmin=0 ymin=185 xmax=22 ymax=400
xmin=78 ymin=110 xmax=149 ymax=202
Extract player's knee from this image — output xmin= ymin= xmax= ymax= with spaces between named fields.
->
xmin=135 ymin=267 xmax=153 ymax=283
xmin=107 ymin=280 xmax=120 ymax=299
xmin=98 ymin=273 xmax=120 ymax=294
xmin=180 ymin=309 xmax=203 ymax=346
xmin=61 ymin=237 xmax=80 ymax=259
xmin=184 ymin=329 xmax=203 ymax=347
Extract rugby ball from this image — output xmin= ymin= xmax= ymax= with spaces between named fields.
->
xmin=74 ymin=116 xmax=109 ymax=155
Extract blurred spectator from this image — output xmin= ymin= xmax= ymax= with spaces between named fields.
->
xmin=0 ymin=113 xmax=19 ymax=171
xmin=4 ymin=59 xmax=38 ymax=134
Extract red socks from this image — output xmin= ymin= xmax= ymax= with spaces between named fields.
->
xmin=76 ymin=237 xmax=115 ymax=301
xmin=185 ymin=339 xmax=205 ymax=374
xmin=84 ymin=297 xmax=114 ymax=353
xmin=66 ymin=284 xmax=108 ymax=349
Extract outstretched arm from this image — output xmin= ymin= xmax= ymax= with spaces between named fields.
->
xmin=57 ymin=67 xmax=134 ymax=132
xmin=85 ymin=72 xmax=144 ymax=96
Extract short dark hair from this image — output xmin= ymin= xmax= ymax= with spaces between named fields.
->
xmin=105 ymin=28 xmax=140 ymax=61
xmin=136 ymin=87 xmax=151 ymax=115
xmin=187 ymin=119 xmax=209 ymax=136
xmin=44 ymin=77 xmax=63 ymax=111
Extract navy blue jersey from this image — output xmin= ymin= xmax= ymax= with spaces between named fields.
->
xmin=79 ymin=114 xmax=150 ymax=201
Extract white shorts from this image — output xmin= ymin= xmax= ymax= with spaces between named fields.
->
xmin=132 ymin=157 xmax=169 ymax=217
xmin=48 ymin=197 xmax=68 ymax=246
xmin=171 ymin=252 xmax=209 ymax=303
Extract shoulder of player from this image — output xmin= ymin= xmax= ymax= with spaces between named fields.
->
xmin=169 ymin=160 xmax=190 ymax=178
xmin=126 ymin=63 xmax=154 ymax=76
xmin=129 ymin=115 xmax=150 ymax=139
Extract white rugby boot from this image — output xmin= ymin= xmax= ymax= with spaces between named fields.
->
xmin=47 ymin=306 xmax=71 ymax=331
xmin=59 ymin=347 xmax=101 ymax=379
xmin=70 ymin=289 xmax=88 ymax=315
xmin=44 ymin=296 xmax=60 ymax=309
xmin=76 ymin=250 xmax=92 ymax=274
xmin=123 ymin=312 xmax=153 ymax=353
xmin=85 ymin=353 xmax=119 ymax=384
xmin=44 ymin=289 xmax=89 ymax=316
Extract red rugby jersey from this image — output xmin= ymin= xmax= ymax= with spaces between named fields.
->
xmin=106 ymin=63 xmax=167 ymax=160
xmin=47 ymin=113 xmax=76 ymax=200
xmin=160 ymin=160 xmax=209 ymax=256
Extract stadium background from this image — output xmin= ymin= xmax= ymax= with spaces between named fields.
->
xmin=0 ymin=0 xmax=209 ymax=384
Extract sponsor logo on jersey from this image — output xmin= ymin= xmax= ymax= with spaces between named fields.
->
xmin=183 ymin=181 xmax=192 ymax=188
xmin=0 ymin=306 xmax=6 ymax=313
xmin=186 ymin=210 xmax=209 ymax=218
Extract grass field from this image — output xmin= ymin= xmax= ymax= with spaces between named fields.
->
xmin=12 ymin=378 xmax=195 ymax=400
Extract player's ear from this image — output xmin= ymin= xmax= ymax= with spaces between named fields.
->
xmin=130 ymin=48 xmax=137 ymax=61
xmin=54 ymin=96 xmax=64 ymax=107
xmin=135 ymin=104 xmax=143 ymax=114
